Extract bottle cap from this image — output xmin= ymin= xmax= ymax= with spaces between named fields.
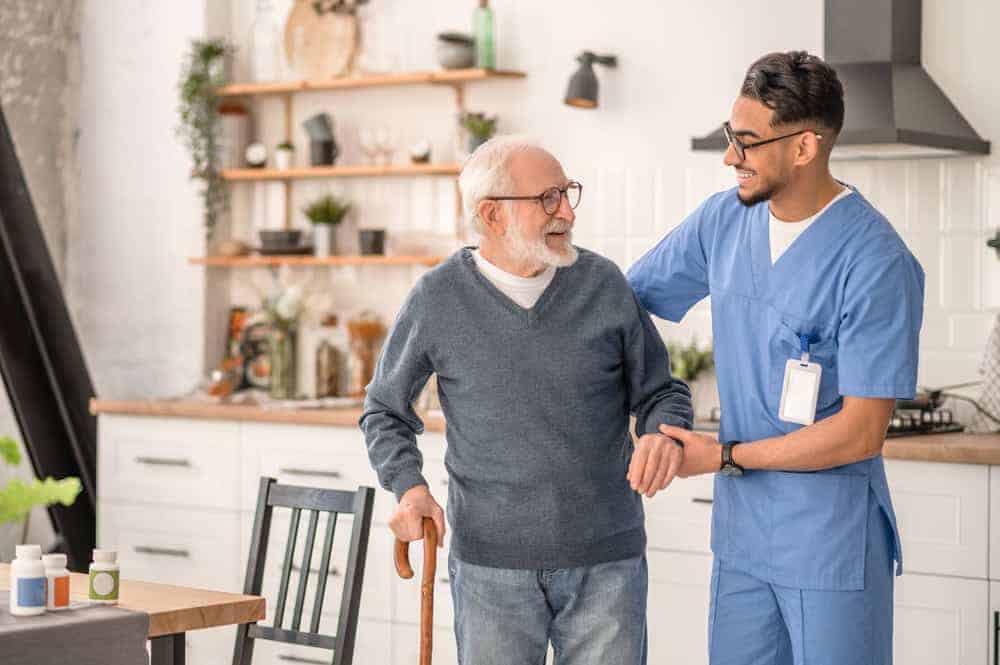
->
xmin=15 ymin=544 xmax=42 ymax=560
xmin=93 ymin=549 xmax=117 ymax=563
xmin=42 ymin=553 xmax=67 ymax=569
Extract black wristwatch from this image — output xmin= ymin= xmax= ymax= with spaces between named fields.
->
xmin=720 ymin=441 xmax=744 ymax=477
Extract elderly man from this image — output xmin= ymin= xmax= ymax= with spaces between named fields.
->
xmin=360 ymin=136 xmax=693 ymax=665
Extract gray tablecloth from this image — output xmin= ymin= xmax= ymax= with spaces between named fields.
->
xmin=0 ymin=590 xmax=149 ymax=665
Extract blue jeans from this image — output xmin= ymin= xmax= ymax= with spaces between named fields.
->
xmin=448 ymin=552 xmax=648 ymax=665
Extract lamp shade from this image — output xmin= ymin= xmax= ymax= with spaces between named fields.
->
xmin=564 ymin=60 xmax=599 ymax=108
xmin=564 ymin=52 xmax=617 ymax=109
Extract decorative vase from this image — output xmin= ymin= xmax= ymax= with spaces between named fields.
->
xmin=274 ymin=147 xmax=293 ymax=170
xmin=268 ymin=325 xmax=297 ymax=400
xmin=468 ymin=134 xmax=490 ymax=154
xmin=359 ymin=229 xmax=385 ymax=255
xmin=313 ymin=224 xmax=336 ymax=257
xmin=249 ymin=0 xmax=285 ymax=82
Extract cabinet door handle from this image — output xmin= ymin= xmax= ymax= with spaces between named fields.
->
xmin=135 ymin=456 xmax=191 ymax=468
xmin=291 ymin=564 xmax=340 ymax=578
xmin=134 ymin=545 xmax=190 ymax=558
xmin=691 ymin=497 xmax=714 ymax=505
xmin=439 ymin=576 xmax=450 ymax=585
xmin=279 ymin=467 xmax=342 ymax=479
xmin=993 ymin=611 xmax=998 ymax=665
xmin=279 ymin=656 xmax=328 ymax=665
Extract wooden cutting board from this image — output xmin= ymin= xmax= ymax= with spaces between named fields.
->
xmin=284 ymin=0 xmax=359 ymax=79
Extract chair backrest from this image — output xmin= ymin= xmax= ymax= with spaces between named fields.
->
xmin=232 ymin=476 xmax=375 ymax=665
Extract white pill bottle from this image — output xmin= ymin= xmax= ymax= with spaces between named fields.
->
xmin=10 ymin=544 xmax=46 ymax=616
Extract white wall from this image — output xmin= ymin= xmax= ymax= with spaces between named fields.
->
xmin=74 ymin=0 xmax=214 ymax=398
xmin=74 ymin=0 xmax=999 ymax=403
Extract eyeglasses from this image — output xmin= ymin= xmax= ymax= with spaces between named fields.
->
xmin=484 ymin=181 xmax=583 ymax=216
xmin=723 ymin=121 xmax=822 ymax=162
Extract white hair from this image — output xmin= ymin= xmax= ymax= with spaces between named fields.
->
xmin=458 ymin=135 xmax=544 ymax=235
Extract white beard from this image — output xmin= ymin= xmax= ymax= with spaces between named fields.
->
xmin=504 ymin=216 xmax=578 ymax=269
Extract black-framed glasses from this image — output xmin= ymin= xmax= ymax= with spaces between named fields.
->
xmin=485 ymin=181 xmax=583 ymax=216
xmin=723 ymin=121 xmax=822 ymax=162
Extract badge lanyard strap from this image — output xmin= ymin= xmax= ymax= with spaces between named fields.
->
xmin=798 ymin=333 xmax=820 ymax=363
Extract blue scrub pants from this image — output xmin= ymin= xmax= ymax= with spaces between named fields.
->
xmin=708 ymin=492 xmax=894 ymax=665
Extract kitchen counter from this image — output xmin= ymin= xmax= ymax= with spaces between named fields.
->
xmin=90 ymin=399 xmax=1000 ymax=465
xmin=89 ymin=398 xmax=447 ymax=433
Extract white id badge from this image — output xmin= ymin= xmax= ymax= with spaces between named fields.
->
xmin=778 ymin=358 xmax=822 ymax=425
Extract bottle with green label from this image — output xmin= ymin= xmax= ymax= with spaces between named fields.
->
xmin=474 ymin=0 xmax=495 ymax=70
xmin=89 ymin=549 xmax=120 ymax=604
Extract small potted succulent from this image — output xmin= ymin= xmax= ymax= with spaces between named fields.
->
xmin=303 ymin=194 xmax=351 ymax=257
xmin=460 ymin=111 xmax=498 ymax=154
xmin=274 ymin=141 xmax=295 ymax=170
xmin=667 ymin=340 xmax=717 ymax=420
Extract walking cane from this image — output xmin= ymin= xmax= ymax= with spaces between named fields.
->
xmin=394 ymin=517 xmax=438 ymax=665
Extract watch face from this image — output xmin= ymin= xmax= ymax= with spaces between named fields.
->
xmin=720 ymin=464 xmax=743 ymax=477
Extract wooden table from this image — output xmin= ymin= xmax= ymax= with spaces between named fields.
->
xmin=0 ymin=563 xmax=265 ymax=665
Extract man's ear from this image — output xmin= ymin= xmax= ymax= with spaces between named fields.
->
xmin=793 ymin=131 xmax=823 ymax=167
xmin=477 ymin=199 xmax=504 ymax=233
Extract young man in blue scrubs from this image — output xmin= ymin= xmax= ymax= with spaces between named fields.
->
xmin=627 ymin=51 xmax=924 ymax=665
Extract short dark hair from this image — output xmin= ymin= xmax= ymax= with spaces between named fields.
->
xmin=740 ymin=51 xmax=844 ymax=134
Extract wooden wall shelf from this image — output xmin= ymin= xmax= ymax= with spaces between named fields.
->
xmin=189 ymin=255 xmax=445 ymax=268
xmin=220 ymin=163 xmax=461 ymax=181
xmin=216 ymin=69 xmax=526 ymax=97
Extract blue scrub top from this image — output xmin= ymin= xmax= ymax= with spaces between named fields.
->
xmin=627 ymin=186 xmax=924 ymax=591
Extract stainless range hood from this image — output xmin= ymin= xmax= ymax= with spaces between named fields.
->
xmin=691 ymin=0 xmax=990 ymax=160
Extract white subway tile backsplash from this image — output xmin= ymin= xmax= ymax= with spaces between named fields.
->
xmin=950 ymin=313 xmax=997 ymax=351
xmin=918 ymin=350 xmax=985 ymax=388
xmin=943 ymin=159 xmax=982 ymax=232
xmin=921 ymin=315 xmax=950 ymax=349
xmin=941 ymin=235 xmax=981 ymax=310
xmin=869 ymin=161 xmax=909 ymax=231
xmin=911 ymin=161 xmax=945 ymax=232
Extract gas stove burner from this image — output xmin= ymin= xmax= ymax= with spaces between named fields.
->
xmin=888 ymin=401 xmax=964 ymax=437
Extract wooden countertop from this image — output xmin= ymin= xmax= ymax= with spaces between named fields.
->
xmin=90 ymin=398 xmax=447 ymax=433
xmin=882 ymin=432 xmax=1000 ymax=465
xmin=0 ymin=563 xmax=265 ymax=637
xmin=90 ymin=399 xmax=1000 ymax=464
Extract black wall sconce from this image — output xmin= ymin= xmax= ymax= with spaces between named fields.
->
xmin=564 ymin=51 xmax=618 ymax=109
xmin=988 ymin=229 xmax=1000 ymax=259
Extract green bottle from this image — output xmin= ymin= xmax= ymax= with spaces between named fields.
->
xmin=474 ymin=0 xmax=495 ymax=70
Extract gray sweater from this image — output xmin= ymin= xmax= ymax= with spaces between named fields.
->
xmin=360 ymin=247 xmax=693 ymax=569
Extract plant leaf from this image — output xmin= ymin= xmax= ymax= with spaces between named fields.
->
xmin=0 ymin=437 xmax=21 ymax=466
xmin=0 ymin=477 xmax=82 ymax=525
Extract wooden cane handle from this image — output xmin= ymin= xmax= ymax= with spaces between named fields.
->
xmin=394 ymin=518 xmax=437 ymax=665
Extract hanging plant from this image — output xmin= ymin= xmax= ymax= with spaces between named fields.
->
xmin=177 ymin=38 xmax=234 ymax=239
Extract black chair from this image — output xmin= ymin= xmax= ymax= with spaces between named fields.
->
xmin=233 ymin=476 xmax=375 ymax=665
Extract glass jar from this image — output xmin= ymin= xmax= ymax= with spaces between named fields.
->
xmin=268 ymin=324 xmax=297 ymax=400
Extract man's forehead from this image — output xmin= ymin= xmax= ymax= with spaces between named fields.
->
xmin=510 ymin=149 xmax=567 ymax=186
xmin=729 ymin=97 xmax=775 ymax=137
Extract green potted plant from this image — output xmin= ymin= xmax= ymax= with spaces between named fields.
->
xmin=460 ymin=111 xmax=498 ymax=153
xmin=275 ymin=141 xmax=295 ymax=170
xmin=303 ymin=194 xmax=352 ymax=257
xmin=177 ymin=38 xmax=234 ymax=240
xmin=0 ymin=436 xmax=82 ymax=560
xmin=667 ymin=340 xmax=717 ymax=420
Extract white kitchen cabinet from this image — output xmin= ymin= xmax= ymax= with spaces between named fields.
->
xmin=989 ymin=468 xmax=1000 ymax=581
xmin=644 ymin=474 xmax=715 ymax=554
xmin=98 ymin=415 xmax=242 ymax=510
xmin=647 ymin=550 xmax=712 ymax=665
xmin=97 ymin=500 xmax=241 ymax=592
xmin=885 ymin=459 xmax=989 ymax=579
xmin=894 ymin=573 xmax=988 ymax=665
xmin=990 ymin=582 xmax=1000 ymax=665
